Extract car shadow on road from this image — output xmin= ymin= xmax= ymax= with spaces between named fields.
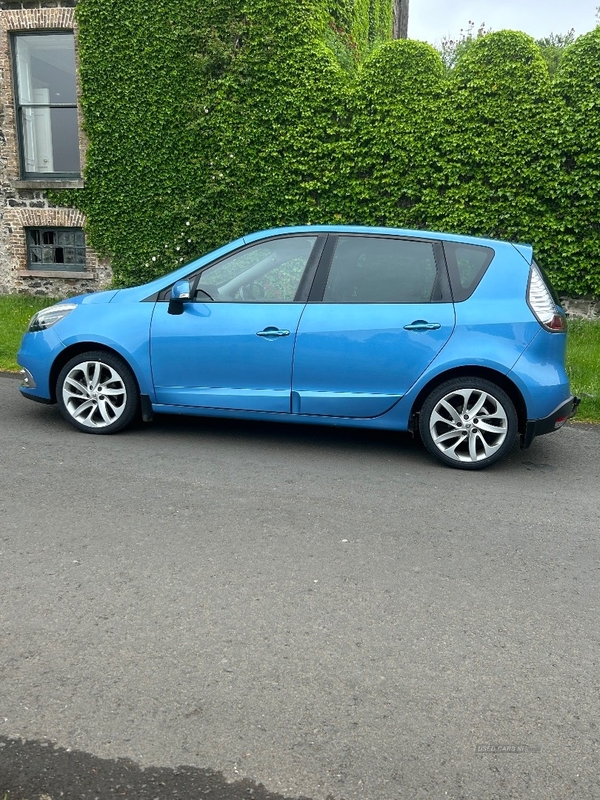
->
xmin=146 ymin=409 xmax=420 ymax=453
xmin=10 ymin=385 xmax=561 ymax=472
xmin=0 ymin=736 xmax=310 ymax=800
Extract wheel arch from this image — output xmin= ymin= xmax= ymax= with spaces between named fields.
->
xmin=409 ymin=367 xmax=527 ymax=434
xmin=49 ymin=343 xmax=141 ymax=403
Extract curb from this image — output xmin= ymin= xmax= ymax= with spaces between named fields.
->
xmin=0 ymin=371 xmax=21 ymax=379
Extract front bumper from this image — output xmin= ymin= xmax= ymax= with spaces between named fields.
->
xmin=19 ymin=367 xmax=53 ymax=404
xmin=521 ymin=395 xmax=580 ymax=449
xmin=17 ymin=326 xmax=64 ymax=402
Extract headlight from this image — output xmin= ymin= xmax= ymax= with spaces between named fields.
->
xmin=27 ymin=303 xmax=77 ymax=333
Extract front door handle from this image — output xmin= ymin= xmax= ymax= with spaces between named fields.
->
xmin=256 ymin=327 xmax=291 ymax=338
xmin=403 ymin=320 xmax=442 ymax=331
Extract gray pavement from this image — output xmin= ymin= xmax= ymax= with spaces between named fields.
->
xmin=0 ymin=374 xmax=599 ymax=799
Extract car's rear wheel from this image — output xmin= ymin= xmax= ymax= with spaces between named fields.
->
xmin=56 ymin=351 xmax=139 ymax=434
xmin=419 ymin=377 xmax=518 ymax=469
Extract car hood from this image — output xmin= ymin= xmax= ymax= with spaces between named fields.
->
xmin=60 ymin=286 xmax=154 ymax=305
xmin=64 ymin=289 xmax=120 ymax=305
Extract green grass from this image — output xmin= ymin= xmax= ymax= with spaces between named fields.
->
xmin=0 ymin=295 xmax=60 ymax=372
xmin=566 ymin=318 xmax=600 ymax=422
xmin=1 ymin=294 xmax=599 ymax=422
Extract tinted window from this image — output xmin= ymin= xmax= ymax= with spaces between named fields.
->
xmin=194 ymin=236 xmax=317 ymax=302
xmin=443 ymin=242 xmax=494 ymax=301
xmin=322 ymin=236 xmax=439 ymax=303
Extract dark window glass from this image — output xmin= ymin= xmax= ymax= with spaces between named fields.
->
xmin=26 ymin=228 xmax=86 ymax=271
xmin=323 ymin=236 xmax=439 ymax=303
xmin=443 ymin=242 xmax=494 ymax=301
xmin=13 ymin=33 xmax=80 ymax=177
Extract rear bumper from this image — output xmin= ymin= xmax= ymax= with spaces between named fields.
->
xmin=521 ymin=395 xmax=580 ymax=449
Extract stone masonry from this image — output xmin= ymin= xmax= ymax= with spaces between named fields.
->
xmin=560 ymin=296 xmax=600 ymax=320
xmin=0 ymin=0 xmax=111 ymax=297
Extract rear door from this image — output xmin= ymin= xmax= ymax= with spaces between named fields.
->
xmin=291 ymin=234 xmax=455 ymax=417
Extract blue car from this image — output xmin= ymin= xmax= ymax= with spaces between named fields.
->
xmin=18 ymin=225 xmax=579 ymax=469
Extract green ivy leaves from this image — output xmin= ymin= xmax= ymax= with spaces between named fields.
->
xmin=57 ymin=3 xmax=600 ymax=296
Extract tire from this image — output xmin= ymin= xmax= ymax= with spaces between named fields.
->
xmin=419 ymin=377 xmax=518 ymax=470
xmin=56 ymin=350 xmax=139 ymax=434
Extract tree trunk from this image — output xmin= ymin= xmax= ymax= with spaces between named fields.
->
xmin=393 ymin=0 xmax=409 ymax=39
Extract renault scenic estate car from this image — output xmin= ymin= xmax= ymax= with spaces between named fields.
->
xmin=17 ymin=225 xmax=579 ymax=469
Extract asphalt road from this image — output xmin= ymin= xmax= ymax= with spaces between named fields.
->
xmin=1 ymin=374 xmax=599 ymax=800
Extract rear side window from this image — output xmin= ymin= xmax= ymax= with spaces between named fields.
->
xmin=443 ymin=242 xmax=494 ymax=301
xmin=322 ymin=236 xmax=441 ymax=303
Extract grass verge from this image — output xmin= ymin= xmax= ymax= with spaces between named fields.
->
xmin=0 ymin=295 xmax=60 ymax=372
xmin=566 ymin=319 xmax=600 ymax=422
xmin=1 ymin=294 xmax=599 ymax=422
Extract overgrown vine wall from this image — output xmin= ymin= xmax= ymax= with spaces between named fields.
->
xmin=60 ymin=1 xmax=600 ymax=296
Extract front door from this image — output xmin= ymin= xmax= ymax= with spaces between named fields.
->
xmin=150 ymin=235 xmax=319 ymax=412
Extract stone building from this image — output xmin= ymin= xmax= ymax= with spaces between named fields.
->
xmin=1 ymin=0 xmax=409 ymax=299
xmin=0 ymin=0 xmax=110 ymax=296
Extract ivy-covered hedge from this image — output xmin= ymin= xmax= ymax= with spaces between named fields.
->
xmin=419 ymin=32 xmax=567 ymax=285
xmin=60 ymin=3 xmax=600 ymax=296
xmin=553 ymin=32 xmax=600 ymax=295
xmin=338 ymin=39 xmax=445 ymax=228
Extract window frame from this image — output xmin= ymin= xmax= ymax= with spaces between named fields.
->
xmin=25 ymin=226 xmax=87 ymax=272
xmin=11 ymin=30 xmax=81 ymax=181
xmin=308 ymin=233 xmax=453 ymax=304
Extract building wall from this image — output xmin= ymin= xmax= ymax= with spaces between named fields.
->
xmin=0 ymin=0 xmax=111 ymax=296
xmin=393 ymin=0 xmax=409 ymax=39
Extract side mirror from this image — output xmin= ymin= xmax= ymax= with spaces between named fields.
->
xmin=168 ymin=279 xmax=191 ymax=315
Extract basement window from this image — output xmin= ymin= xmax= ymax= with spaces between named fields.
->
xmin=26 ymin=227 xmax=86 ymax=271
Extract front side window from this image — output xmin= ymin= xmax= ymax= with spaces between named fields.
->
xmin=193 ymin=236 xmax=317 ymax=302
xmin=13 ymin=33 xmax=80 ymax=178
xmin=26 ymin=227 xmax=86 ymax=271
xmin=322 ymin=236 xmax=440 ymax=303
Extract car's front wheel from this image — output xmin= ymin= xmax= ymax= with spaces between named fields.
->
xmin=56 ymin=351 xmax=139 ymax=434
xmin=419 ymin=377 xmax=518 ymax=469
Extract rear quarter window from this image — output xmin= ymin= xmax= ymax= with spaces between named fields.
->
xmin=443 ymin=242 xmax=494 ymax=301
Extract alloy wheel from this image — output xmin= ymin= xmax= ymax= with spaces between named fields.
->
xmin=62 ymin=360 xmax=128 ymax=429
xmin=428 ymin=387 xmax=510 ymax=464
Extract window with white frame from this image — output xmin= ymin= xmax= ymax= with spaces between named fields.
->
xmin=12 ymin=32 xmax=81 ymax=179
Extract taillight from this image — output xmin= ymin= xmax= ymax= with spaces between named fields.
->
xmin=527 ymin=264 xmax=566 ymax=332
xmin=546 ymin=313 xmax=567 ymax=331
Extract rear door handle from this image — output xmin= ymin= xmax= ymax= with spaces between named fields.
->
xmin=403 ymin=320 xmax=441 ymax=331
xmin=256 ymin=327 xmax=291 ymax=338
